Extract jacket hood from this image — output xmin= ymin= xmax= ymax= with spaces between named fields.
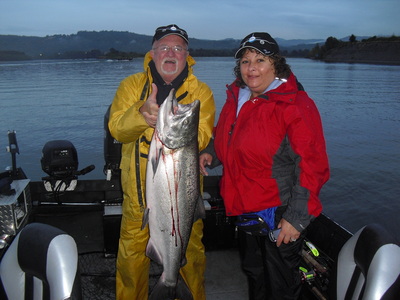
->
xmin=228 ymin=72 xmax=300 ymax=105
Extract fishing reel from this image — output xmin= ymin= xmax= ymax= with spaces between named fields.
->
xmin=299 ymin=239 xmax=332 ymax=299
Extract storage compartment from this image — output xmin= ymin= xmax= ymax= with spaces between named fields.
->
xmin=0 ymin=179 xmax=31 ymax=237
xmin=103 ymin=205 xmax=122 ymax=256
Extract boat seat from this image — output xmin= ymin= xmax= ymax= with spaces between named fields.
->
xmin=336 ymin=223 xmax=400 ymax=299
xmin=0 ymin=222 xmax=82 ymax=300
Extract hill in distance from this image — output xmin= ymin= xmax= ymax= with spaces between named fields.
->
xmin=0 ymin=30 xmax=327 ymax=59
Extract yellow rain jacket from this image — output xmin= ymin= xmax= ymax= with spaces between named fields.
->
xmin=109 ymin=52 xmax=215 ymax=300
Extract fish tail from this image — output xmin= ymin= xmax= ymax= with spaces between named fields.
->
xmin=149 ymin=275 xmax=193 ymax=300
xmin=175 ymin=275 xmax=193 ymax=300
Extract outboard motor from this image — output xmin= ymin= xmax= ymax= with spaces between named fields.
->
xmin=41 ymin=140 xmax=79 ymax=179
xmin=104 ymin=105 xmax=122 ymax=181
xmin=41 ymin=140 xmax=94 ymax=194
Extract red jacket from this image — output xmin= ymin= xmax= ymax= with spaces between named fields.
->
xmin=214 ymin=73 xmax=329 ymax=232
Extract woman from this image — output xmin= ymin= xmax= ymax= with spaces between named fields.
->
xmin=200 ymin=32 xmax=330 ymax=299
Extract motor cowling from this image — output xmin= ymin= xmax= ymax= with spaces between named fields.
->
xmin=41 ymin=140 xmax=78 ymax=179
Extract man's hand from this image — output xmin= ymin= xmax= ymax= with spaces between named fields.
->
xmin=199 ymin=153 xmax=213 ymax=176
xmin=140 ymin=83 xmax=159 ymax=128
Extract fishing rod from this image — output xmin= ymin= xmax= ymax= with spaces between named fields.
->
xmin=6 ymin=130 xmax=19 ymax=178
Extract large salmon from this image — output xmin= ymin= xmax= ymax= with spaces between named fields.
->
xmin=143 ymin=89 xmax=205 ymax=300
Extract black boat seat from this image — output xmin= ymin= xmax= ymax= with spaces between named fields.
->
xmin=336 ymin=223 xmax=400 ymax=299
xmin=0 ymin=222 xmax=82 ymax=300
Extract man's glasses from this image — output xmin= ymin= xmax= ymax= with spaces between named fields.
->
xmin=153 ymin=45 xmax=187 ymax=53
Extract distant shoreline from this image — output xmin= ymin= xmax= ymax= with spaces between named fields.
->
xmin=320 ymin=41 xmax=400 ymax=65
xmin=1 ymin=39 xmax=400 ymax=66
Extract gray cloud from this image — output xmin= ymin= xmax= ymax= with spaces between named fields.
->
xmin=1 ymin=0 xmax=398 ymax=40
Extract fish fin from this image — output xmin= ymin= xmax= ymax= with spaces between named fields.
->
xmin=153 ymin=140 xmax=163 ymax=171
xmin=150 ymin=155 xmax=158 ymax=175
xmin=149 ymin=141 xmax=162 ymax=176
xmin=181 ymin=256 xmax=187 ymax=267
xmin=175 ymin=275 xmax=193 ymax=300
xmin=145 ymin=240 xmax=163 ymax=265
xmin=141 ymin=207 xmax=149 ymax=230
xmin=148 ymin=281 xmax=175 ymax=300
xmin=194 ymin=195 xmax=206 ymax=220
xmin=149 ymin=275 xmax=193 ymax=300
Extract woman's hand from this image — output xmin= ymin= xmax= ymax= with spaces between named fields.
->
xmin=275 ymin=218 xmax=301 ymax=247
xmin=199 ymin=153 xmax=213 ymax=176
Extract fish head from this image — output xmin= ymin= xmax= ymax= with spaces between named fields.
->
xmin=156 ymin=89 xmax=200 ymax=149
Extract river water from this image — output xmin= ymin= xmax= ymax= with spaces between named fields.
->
xmin=0 ymin=57 xmax=399 ymax=240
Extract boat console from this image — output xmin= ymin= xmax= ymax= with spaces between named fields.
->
xmin=0 ymin=179 xmax=31 ymax=250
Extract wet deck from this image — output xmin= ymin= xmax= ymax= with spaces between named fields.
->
xmin=26 ymin=176 xmax=344 ymax=300
xmin=205 ymin=249 xmax=248 ymax=299
xmin=79 ymin=249 xmax=248 ymax=300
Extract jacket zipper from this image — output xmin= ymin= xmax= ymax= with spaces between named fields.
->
xmin=227 ymin=87 xmax=254 ymax=144
xmin=227 ymin=85 xmax=238 ymax=145
xmin=228 ymin=121 xmax=236 ymax=145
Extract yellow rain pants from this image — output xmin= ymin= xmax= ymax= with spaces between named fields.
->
xmin=116 ymin=217 xmax=206 ymax=300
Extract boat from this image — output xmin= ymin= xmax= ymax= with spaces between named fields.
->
xmin=0 ymin=130 xmax=399 ymax=300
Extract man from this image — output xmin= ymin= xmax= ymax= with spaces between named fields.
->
xmin=109 ymin=24 xmax=215 ymax=299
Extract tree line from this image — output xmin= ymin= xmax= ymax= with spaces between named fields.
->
xmin=0 ymin=47 xmax=311 ymax=61
xmin=308 ymin=34 xmax=400 ymax=60
xmin=1 ymin=34 xmax=398 ymax=61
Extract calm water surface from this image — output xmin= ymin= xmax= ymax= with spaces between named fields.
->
xmin=0 ymin=57 xmax=399 ymax=240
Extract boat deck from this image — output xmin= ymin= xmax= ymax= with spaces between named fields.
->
xmin=1 ymin=176 xmax=351 ymax=300
xmin=78 ymin=249 xmax=248 ymax=300
xmin=31 ymin=204 xmax=336 ymax=300
xmin=32 ymin=203 xmax=249 ymax=300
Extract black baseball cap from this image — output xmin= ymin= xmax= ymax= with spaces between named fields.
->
xmin=235 ymin=32 xmax=279 ymax=58
xmin=152 ymin=24 xmax=189 ymax=44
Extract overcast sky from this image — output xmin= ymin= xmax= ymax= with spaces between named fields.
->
xmin=1 ymin=0 xmax=399 ymax=41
